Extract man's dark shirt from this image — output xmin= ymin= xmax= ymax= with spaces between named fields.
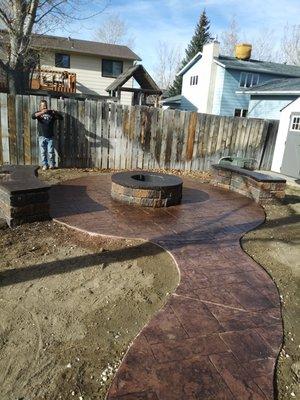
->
xmin=32 ymin=110 xmax=63 ymax=139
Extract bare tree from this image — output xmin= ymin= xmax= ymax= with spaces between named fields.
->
xmin=250 ymin=28 xmax=280 ymax=62
xmin=94 ymin=13 xmax=135 ymax=48
xmin=280 ymin=23 xmax=300 ymax=65
xmin=153 ymin=41 xmax=182 ymax=90
xmin=220 ymin=15 xmax=239 ymax=57
xmin=0 ymin=0 xmax=107 ymax=94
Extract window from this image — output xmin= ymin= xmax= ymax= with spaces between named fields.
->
xmin=55 ymin=53 xmax=70 ymax=69
xmin=239 ymin=72 xmax=259 ymax=88
xmin=290 ymin=116 xmax=300 ymax=131
xmin=102 ymin=59 xmax=123 ymax=77
xmin=190 ymin=75 xmax=198 ymax=86
xmin=234 ymin=108 xmax=248 ymax=117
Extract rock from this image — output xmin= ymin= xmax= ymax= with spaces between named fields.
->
xmin=291 ymin=361 xmax=300 ymax=381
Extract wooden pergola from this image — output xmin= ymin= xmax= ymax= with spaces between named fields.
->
xmin=106 ymin=64 xmax=162 ymax=106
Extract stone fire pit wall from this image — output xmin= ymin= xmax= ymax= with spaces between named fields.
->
xmin=111 ymin=171 xmax=183 ymax=207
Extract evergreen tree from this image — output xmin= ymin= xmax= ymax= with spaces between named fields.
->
xmin=168 ymin=10 xmax=212 ymax=97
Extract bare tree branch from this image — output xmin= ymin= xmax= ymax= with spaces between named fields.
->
xmin=94 ymin=13 xmax=135 ymax=47
xmin=153 ymin=41 xmax=182 ymax=89
xmin=280 ymin=23 xmax=300 ymax=65
xmin=35 ymin=0 xmax=66 ymax=23
xmin=220 ymin=15 xmax=239 ymax=57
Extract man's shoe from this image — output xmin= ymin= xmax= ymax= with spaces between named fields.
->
xmin=49 ymin=166 xmax=57 ymax=170
xmin=42 ymin=165 xmax=48 ymax=171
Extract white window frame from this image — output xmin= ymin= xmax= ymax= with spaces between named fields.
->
xmin=234 ymin=108 xmax=248 ymax=117
xmin=290 ymin=115 xmax=300 ymax=131
xmin=190 ymin=75 xmax=198 ymax=86
xmin=239 ymin=72 xmax=259 ymax=88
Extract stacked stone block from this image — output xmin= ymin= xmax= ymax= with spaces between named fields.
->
xmin=211 ymin=165 xmax=286 ymax=205
xmin=0 ymin=165 xmax=51 ymax=227
xmin=111 ymin=182 xmax=182 ymax=207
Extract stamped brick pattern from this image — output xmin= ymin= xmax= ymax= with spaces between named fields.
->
xmin=50 ymin=174 xmax=283 ymax=400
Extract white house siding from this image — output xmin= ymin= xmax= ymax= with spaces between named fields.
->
xmin=181 ymin=61 xmax=200 ymax=112
xmin=40 ymin=50 xmax=134 ymax=105
xmin=211 ymin=66 xmax=225 ymax=115
xmin=180 ymin=43 xmax=220 ymax=113
xmin=247 ymin=95 xmax=297 ymax=120
xmin=271 ymin=97 xmax=300 ymax=173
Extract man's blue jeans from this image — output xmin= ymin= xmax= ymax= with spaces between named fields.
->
xmin=39 ymin=136 xmax=55 ymax=167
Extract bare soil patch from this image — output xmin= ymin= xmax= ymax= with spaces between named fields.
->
xmin=38 ymin=167 xmax=211 ymax=185
xmin=242 ymin=194 xmax=300 ymax=400
xmin=0 ymin=220 xmax=179 ymax=400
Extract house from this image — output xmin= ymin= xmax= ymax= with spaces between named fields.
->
xmin=0 ymin=32 xmax=141 ymax=105
xmin=271 ymin=97 xmax=300 ymax=179
xmin=174 ymin=40 xmax=300 ymax=117
xmin=236 ymin=78 xmax=300 ymax=120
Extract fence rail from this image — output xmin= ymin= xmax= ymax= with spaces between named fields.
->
xmin=0 ymin=93 xmax=279 ymax=171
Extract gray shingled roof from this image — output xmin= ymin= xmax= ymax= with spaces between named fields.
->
xmin=216 ymin=55 xmax=300 ymax=77
xmin=106 ymin=64 xmax=161 ymax=92
xmin=160 ymin=95 xmax=182 ymax=103
xmin=239 ymin=78 xmax=300 ymax=94
xmin=0 ymin=31 xmax=141 ymax=61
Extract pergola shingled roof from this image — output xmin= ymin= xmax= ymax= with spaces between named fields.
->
xmin=106 ymin=64 xmax=161 ymax=93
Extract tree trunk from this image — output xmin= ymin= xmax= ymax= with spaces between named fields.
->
xmin=7 ymin=67 xmax=30 ymax=95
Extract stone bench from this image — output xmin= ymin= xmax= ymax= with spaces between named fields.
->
xmin=0 ymin=165 xmax=51 ymax=227
xmin=211 ymin=164 xmax=286 ymax=205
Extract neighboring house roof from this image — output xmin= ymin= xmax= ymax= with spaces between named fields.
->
xmin=177 ymin=52 xmax=202 ymax=76
xmin=160 ymin=94 xmax=182 ymax=104
xmin=236 ymin=78 xmax=300 ymax=95
xmin=0 ymin=31 xmax=141 ymax=61
xmin=216 ymin=56 xmax=300 ymax=77
xmin=280 ymin=96 xmax=300 ymax=111
xmin=106 ymin=64 xmax=161 ymax=92
xmin=177 ymin=50 xmax=300 ymax=78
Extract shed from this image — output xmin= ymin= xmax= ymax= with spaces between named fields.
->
xmin=271 ymin=97 xmax=300 ymax=179
xmin=106 ymin=64 xmax=162 ymax=106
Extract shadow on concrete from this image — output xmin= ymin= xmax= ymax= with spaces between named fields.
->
xmin=182 ymin=187 xmax=210 ymax=204
xmin=49 ymin=184 xmax=107 ymax=218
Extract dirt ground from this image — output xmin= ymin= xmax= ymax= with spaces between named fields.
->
xmin=1 ymin=168 xmax=299 ymax=400
xmin=242 ymin=191 xmax=300 ymax=400
xmin=0 ymin=220 xmax=179 ymax=400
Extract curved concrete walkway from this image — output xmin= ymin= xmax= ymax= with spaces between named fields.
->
xmin=50 ymin=174 xmax=282 ymax=400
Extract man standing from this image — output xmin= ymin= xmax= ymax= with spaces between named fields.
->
xmin=32 ymin=100 xmax=63 ymax=170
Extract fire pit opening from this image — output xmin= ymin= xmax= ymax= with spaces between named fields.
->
xmin=131 ymin=174 xmax=164 ymax=183
xmin=111 ymin=171 xmax=183 ymax=208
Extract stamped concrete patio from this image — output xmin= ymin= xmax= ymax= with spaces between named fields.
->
xmin=50 ymin=174 xmax=283 ymax=400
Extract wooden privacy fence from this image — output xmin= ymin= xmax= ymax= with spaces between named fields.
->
xmin=0 ymin=93 xmax=279 ymax=171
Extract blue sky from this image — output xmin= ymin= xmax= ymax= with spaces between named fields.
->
xmin=55 ymin=0 xmax=300 ymax=74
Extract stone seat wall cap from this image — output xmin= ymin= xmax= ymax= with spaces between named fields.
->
xmin=211 ymin=164 xmax=286 ymax=183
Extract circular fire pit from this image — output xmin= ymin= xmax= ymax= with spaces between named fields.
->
xmin=111 ymin=171 xmax=183 ymax=207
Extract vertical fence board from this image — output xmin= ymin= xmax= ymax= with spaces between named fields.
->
xmin=0 ymin=93 xmax=9 ymax=163
xmin=23 ymin=95 xmax=31 ymax=164
xmin=260 ymin=120 xmax=279 ymax=170
xmin=0 ymin=99 xmax=2 ymax=165
xmin=16 ymin=95 xmax=24 ymax=164
xmin=29 ymin=96 xmax=38 ymax=165
xmin=7 ymin=95 xmax=17 ymax=164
